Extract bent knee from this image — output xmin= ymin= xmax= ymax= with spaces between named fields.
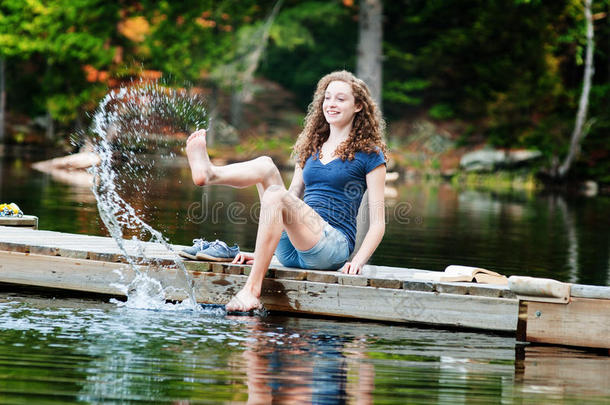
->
xmin=261 ymin=185 xmax=288 ymax=205
xmin=255 ymin=156 xmax=277 ymax=171
xmin=255 ymin=156 xmax=280 ymax=179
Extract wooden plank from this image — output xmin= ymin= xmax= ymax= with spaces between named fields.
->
xmin=89 ymin=252 xmax=123 ymax=262
xmin=570 ymin=284 xmax=610 ymax=300
xmin=403 ymin=280 xmax=435 ymax=292
xmin=362 ymin=265 xmax=429 ymax=280
xmin=500 ymin=289 xmax=517 ymax=299
xmin=274 ymin=268 xmax=307 ymax=280
xmin=148 ymin=258 xmax=177 ymax=267
xmin=364 ymin=266 xmax=513 ymax=297
xmin=225 ymin=264 xmax=244 ymax=275
xmin=509 ymin=276 xmax=570 ymax=303
xmin=0 ymin=241 xmax=29 ymax=253
xmin=0 ymin=215 xmax=38 ymax=229
xmin=211 ymin=263 xmax=225 ymax=273
xmin=0 ymin=250 xmax=518 ymax=332
xmin=243 ymin=266 xmax=274 ymax=278
xmin=306 ymin=270 xmax=338 ymax=284
xmin=192 ymin=273 xmax=518 ymax=331
xmin=0 ymin=228 xmax=521 ymax=300
xmin=183 ymin=261 xmax=211 ymax=273
xmin=58 ymin=248 xmax=89 ymax=259
xmin=516 ymin=299 xmax=528 ymax=343
xmin=338 ymin=274 xmax=368 ymax=287
xmin=522 ymin=297 xmax=610 ymax=349
xmin=467 ymin=284 xmax=503 ymax=298
xmin=29 ymin=245 xmax=60 ymax=256
xmin=0 ymin=251 xmax=134 ymax=296
xmin=0 ymin=227 xmax=183 ymax=260
xmin=0 ymin=251 xmax=194 ymax=301
xmin=436 ymin=282 xmax=469 ymax=295
xmin=369 ymin=278 xmax=402 ymax=289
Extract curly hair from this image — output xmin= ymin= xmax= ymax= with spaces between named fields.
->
xmin=293 ymin=70 xmax=387 ymax=168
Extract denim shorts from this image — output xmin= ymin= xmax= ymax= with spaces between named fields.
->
xmin=275 ymin=223 xmax=350 ymax=270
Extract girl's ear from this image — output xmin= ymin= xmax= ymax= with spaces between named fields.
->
xmin=355 ymin=103 xmax=363 ymax=113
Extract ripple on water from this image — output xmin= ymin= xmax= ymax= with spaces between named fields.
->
xmin=1 ymin=295 xmax=609 ymax=403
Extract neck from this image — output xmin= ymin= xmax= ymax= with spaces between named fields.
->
xmin=328 ymin=122 xmax=352 ymax=142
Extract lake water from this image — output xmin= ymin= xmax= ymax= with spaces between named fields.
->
xmin=2 ymin=148 xmax=609 ymax=284
xmin=1 ymin=148 xmax=609 ymax=403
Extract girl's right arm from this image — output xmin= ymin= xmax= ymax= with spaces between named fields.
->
xmin=288 ymin=165 xmax=305 ymax=199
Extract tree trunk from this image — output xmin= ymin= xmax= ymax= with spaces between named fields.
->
xmin=230 ymin=0 xmax=283 ymax=129
xmin=354 ymin=0 xmax=383 ymax=259
xmin=357 ymin=0 xmax=383 ymax=108
xmin=557 ymin=0 xmax=595 ymax=178
xmin=44 ymin=61 xmax=55 ymax=143
xmin=74 ymin=107 xmax=84 ymax=134
xmin=0 ymin=57 xmax=5 ymax=143
xmin=45 ymin=109 xmax=54 ymax=142
xmin=207 ymin=85 xmax=218 ymax=147
xmin=230 ymin=88 xmax=245 ymax=130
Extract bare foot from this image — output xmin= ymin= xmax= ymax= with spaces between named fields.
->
xmin=226 ymin=288 xmax=262 ymax=312
xmin=186 ymin=129 xmax=213 ymax=186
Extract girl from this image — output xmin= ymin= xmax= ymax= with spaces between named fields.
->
xmin=185 ymin=70 xmax=388 ymax=312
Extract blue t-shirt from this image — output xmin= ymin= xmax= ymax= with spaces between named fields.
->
xmin=302 ymin=150 xmax=386 ymax=254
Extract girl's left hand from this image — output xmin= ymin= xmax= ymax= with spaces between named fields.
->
xmin=340 ymin=261 xmax=363 ymax=275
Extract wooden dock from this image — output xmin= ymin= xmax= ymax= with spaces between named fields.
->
xmin=1 ymin=224 xmax=609 ymax=349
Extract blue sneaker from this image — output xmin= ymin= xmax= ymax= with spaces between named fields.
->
xmin=179 ymin=238 xmax=211 ymax=260
xmin=195 ymin=240 xmax=240 ymax=262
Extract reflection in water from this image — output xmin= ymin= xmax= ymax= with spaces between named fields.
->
xmin=1 ymin=152 xmax=609 ymax=285
xmin=1 ymin=293 xmax=610 ymax=403
xmin=235 ymin=318 xmax=376 ymax=404
xmin=553 ymin=195 xmax=579 ymax=283
xmin=380 ymin=181 xmax=610 ymax=285
xmin=515 ymin=346 xmax=610 ymax=399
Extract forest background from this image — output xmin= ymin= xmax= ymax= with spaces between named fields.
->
xmin=1 ymin=0 xmax=609 ymax=186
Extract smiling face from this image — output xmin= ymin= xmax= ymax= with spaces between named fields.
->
xmin=322 ymin=80 xmax=362 ymax=129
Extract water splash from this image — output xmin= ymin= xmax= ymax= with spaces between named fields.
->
xmin=90 ymin=81 xmax=208 ymax=311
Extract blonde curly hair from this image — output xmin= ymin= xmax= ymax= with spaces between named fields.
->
xmin=293 ymin=70 xmax=387 ymax=168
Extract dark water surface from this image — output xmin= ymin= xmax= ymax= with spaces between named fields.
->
xmin=1 ymin=290 xmax=609 ymax=404
xmin=1 ymin=149 xmax=608 ymax=285
xmin=1 ymin=149 xmax=609 ymax=403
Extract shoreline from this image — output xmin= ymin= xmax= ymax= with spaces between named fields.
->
xmin=1 ymin=143 xmax=607 ymax=197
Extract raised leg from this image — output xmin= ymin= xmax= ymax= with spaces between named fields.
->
xmin=186 ymin=129 xmax=283 ymax=196
xmin=226 ymin=186 xmax=327 ymax=312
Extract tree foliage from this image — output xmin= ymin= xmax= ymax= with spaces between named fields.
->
xmin=379 ymin=0 xmax=610 ymax=180
xmin=258 ymin=0 xmax=358 ymax=107
xmin=0 ymin=0 xmax=609 ymax=180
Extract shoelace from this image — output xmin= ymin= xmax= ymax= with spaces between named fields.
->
xmin=209 ymin=240 xmax=239 ymax=252
xmin=204 ymin=240 xmax=238 ymax=253
xmin=192 ymin=238 xmax=209 ymax=250
xmin=208 ymin=239 xmax=227 ymax=248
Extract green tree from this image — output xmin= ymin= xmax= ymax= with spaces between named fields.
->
xmin=259 ymin=0 xmax=358 ymax=108
xmin=0 ymin=0 xmax=46 ymax=142
xmin=556 ymin=0 xmax=595 ymax=178
xmin=134 ymin=1 xmax=279 ymax=139
xmin=0 ymin=0 xmax=119 ymax=142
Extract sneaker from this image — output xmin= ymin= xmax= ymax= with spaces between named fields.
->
xmin=195 ymin=240 xmax=239 ymax=262
xmin=179 ymin=238 xmax=211 ymax=260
